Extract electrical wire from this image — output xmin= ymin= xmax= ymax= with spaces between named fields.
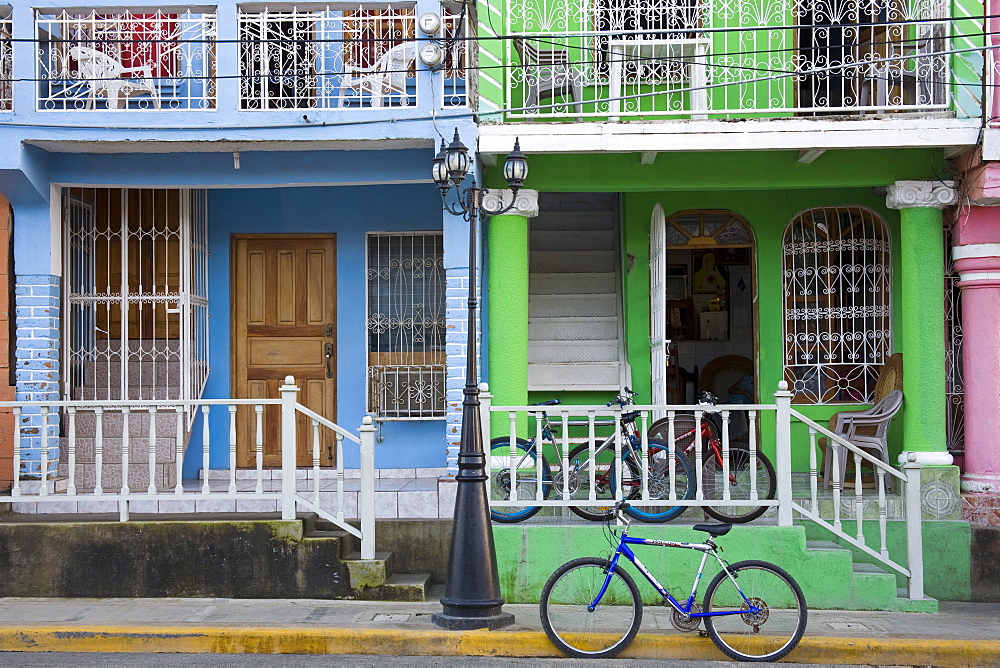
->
xmin=1 ymin=17 xmax=996 ymax=129
xmin=9 ymin=10 xmax=999 ymax=44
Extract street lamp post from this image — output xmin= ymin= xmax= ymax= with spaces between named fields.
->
xmin=430 ymin=129 xmax=527 ymax=631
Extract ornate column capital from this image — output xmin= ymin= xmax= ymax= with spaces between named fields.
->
xmin=481 ymin=189 xmax=539 ymax=218
xmin=885 ymin=180 xmax=959 ymax=210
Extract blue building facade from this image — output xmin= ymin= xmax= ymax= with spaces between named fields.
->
xmin=0 ymin=1 xmax=478 ymax=478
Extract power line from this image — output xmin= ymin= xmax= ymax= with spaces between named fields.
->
xmin=6 ymin=10 xmax=998 ymax=44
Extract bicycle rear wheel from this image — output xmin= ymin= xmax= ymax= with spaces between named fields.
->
xmin=488 ymin=436 xmax=550 ymax=523
xmin=620 ymin=439 xmax=694 ymax=523
xmin=703 ymin=560 xmax=807 ymax=662
xmin=700 ymin=446 xmax=776 ymax=523
xmin=540 ymin=557 xmax=643 ymax=659
xmin=562 ymin=444 xmax=618 ymax=522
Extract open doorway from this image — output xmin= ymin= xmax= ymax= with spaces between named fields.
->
xmin=650 ymin=207 xmax=756 ymax=423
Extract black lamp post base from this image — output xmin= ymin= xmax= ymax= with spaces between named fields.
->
xmin=431 ymin=610 xmax=515 ymax=631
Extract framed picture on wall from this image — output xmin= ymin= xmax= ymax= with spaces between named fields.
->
xmin=693 ymin=251 xmax=729 ymax=294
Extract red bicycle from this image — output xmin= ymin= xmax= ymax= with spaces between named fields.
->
xmin=647 ymin=391 xmax=776 ymax=523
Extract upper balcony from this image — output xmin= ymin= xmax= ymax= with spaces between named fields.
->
xmin=481 ymin=0 xmax=984 ymax=122
xmin=1 ymin=4 xmax=468 ymax=115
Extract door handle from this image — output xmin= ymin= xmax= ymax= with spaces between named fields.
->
xmin=324 ymin=342 xmax=333 ymax=378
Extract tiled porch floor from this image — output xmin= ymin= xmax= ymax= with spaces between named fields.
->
xmin=7 ymin=472 xmax=906 ymax=523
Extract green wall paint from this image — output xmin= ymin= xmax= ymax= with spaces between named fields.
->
xmin=521 ymin=149 xmax=946 ymax=193
xmin=897 ymin=206 xmax=947 ymax=452
xmin=483 ymin=148 xmax=947 ymax=468
xmin=620 ymin=187 xmax=904 ymax=469
xmin=494 ymin=520 xmax=967 ymax=607
xmin=487 ymin=213 xmax=530 ymax=437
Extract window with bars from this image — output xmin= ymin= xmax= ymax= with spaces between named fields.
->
xmin=782 ymin=207 xmax=891 ymax=404
xmin=366 ymin=233 xmax=446 ymax=418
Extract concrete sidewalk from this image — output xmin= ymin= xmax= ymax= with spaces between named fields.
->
xmin=0 ymin=594 xmax=998 ymax=665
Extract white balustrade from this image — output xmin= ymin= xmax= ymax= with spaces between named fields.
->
xmin=0 ymin=375 xmax=375 ymax=558
xmin=482 ymin=381 xmax=926 ymax=601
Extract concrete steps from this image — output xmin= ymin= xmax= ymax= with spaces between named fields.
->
xmin=303 ymin=514 xmax=432 ymax=602
xmin=806 ymin=539 xmax=936 ymax=612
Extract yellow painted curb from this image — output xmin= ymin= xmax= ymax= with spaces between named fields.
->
xmin=1 ymin=626 xmax=998 ymax=666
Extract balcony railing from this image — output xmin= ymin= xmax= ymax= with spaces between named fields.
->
xmin=36 ymin=9 xmax=217 ymax=111
xmin=20 ymin=5 xmax=468 ymax=112
xmin=500 ymin=0 xmax=983 ymax=120
xmin=1 ymin=13 xmax=11 ymax=110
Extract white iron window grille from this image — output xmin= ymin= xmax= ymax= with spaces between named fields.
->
xmin=441 ymin=2 xmax=471 ymax=108
xmin=782 ymin=207 xmax=891 ymax=404
xmin=35 ymin=9 xmax=217 ymax=111
xmin=238 ymin=6 xmax=417 ymax=110
xmin=366 ymin=233 xmax=446 ymax=419
xmin=944 ymin=225 xmax=964 ymax=455
xmin=63 ymin=188 xmax=210 ymax=403
xmin=0 ymin=10 xmax=11 ymax=111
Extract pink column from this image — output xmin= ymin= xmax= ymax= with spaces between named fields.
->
xmin=953 ymin=207 xmax=1000 ymax=493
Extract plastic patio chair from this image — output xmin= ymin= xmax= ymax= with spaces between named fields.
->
xmin=514 ymin=38 xmax=583 ymax=119
xmin=339 ymin=42 xmax=417 ymax=108
xmin=823 ymin=389 xmax=903 ymax=492
xmin=69 ymin=46 xmax=161 ymax=110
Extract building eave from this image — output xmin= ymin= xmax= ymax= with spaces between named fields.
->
xmin=478 ymin=116 xmax=981 ymax=158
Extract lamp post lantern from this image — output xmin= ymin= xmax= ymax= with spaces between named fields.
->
xmin=431 ymin=129 xmax=527 ymax=630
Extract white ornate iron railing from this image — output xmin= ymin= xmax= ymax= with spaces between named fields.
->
xmin=502 ymin=0 xmax=981 ymax=119
xmin=35 ymin=9 xmax=217 ymax=111
xmin=2 ymin=376 xmax=377 ymax=559
xmin=0 ymin=13 xmax=11 ymax=111
xmin=483 ymin=381 xmax=926 ymax=600
xmin=238 ymin=6 xmax=418 ymax=110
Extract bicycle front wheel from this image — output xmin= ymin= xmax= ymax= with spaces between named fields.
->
xmin=703 ymin=560 xmax=807 ymax=662
xmin=621 ymin=439 xmax=695 ymax=523
xmin=540 ymin=557 xmax=643 ymax=659
xmin=488 ymin=436 xmax=550 ymax=523
xmin=701 ymin=446 xmax=777 ymax=524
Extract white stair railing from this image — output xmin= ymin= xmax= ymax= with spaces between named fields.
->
xmin=2 ymin=375 xmax=375 ymax=559
xmin=482 ymin=381 xmax=927 ymax=600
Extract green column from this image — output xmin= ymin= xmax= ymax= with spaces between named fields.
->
xmin=888 ymin=181 xmax=957 ymax=453
xmin=485 ymin=190 xmax=538 ymax=438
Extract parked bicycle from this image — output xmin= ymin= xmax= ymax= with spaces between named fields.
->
xmin=539 ymin=500 xmax=807 ymax=662
xmin=647 ymin=391 xmax=776 ymax=523
xmin=487 ymin=389 xmax=695 ymax=523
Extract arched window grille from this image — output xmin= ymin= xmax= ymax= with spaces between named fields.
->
xmin=782 ymin=207 xmax=891 ymax=404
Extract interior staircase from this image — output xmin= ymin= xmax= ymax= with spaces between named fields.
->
xmin=61 ymin=339 xmax=185 ymax=491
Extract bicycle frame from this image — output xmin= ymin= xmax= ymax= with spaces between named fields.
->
xmin=594 ymin=524 xmax=762 ymax=620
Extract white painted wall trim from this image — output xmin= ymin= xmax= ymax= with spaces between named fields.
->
xmin=478 ymin=118 xmax=979 ymax=155
xmin=897 ymin=451 xmax=954 ymax=466
xmin=952 ymin=243 xmax=1000 ymax=260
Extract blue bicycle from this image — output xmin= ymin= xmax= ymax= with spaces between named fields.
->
xmin=539 ymin=501 xmax=807 ymax=662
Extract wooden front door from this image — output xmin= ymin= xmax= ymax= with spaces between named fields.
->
xmin=232 ymin=234 xmax=337 ymax=467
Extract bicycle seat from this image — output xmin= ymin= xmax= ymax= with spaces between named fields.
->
xmin=692 ymin=523 xmax=732 ymax=536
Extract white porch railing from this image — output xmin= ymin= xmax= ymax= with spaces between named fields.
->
xmin=1 ymin=375 xmax=376 ymax=559
xmin=483 ymin=381 xmax=927 ymax=600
